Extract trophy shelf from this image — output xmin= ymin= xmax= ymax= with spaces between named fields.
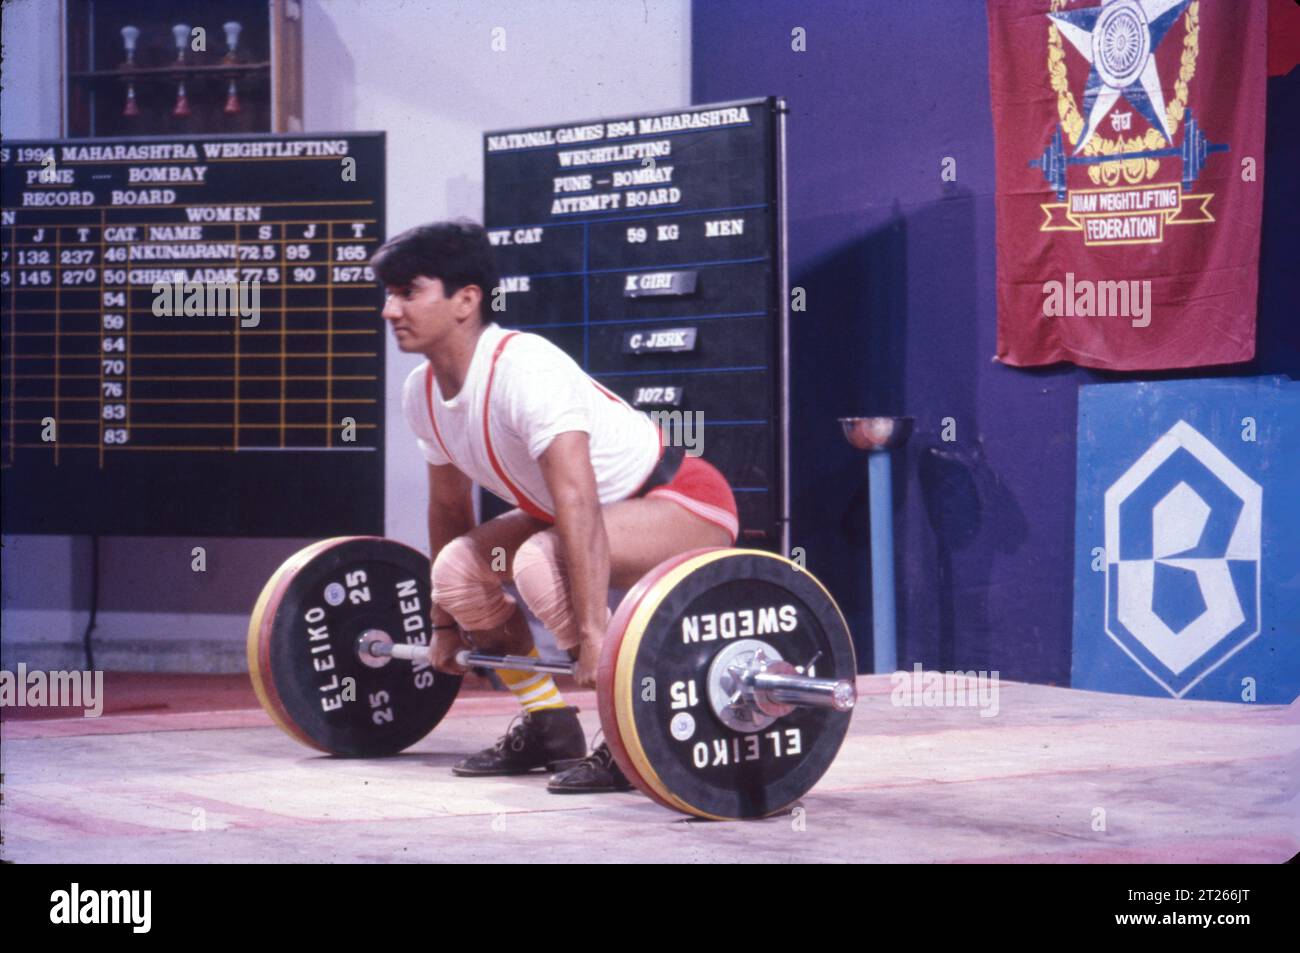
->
xmin=63 ymin=0 xmax=303 ymax=137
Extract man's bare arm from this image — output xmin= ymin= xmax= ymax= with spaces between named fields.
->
xmin=427 ymin=461 xmax=475 ymax=630
xmin=537 ymin=432 xmax=609 ymax=685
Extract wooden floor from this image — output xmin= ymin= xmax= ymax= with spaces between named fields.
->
xmin=2 ymin=675 xmax=1295 ymax=863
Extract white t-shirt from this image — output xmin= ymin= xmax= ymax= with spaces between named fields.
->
xmin=400 ymin=323 xmax=661 ymax=519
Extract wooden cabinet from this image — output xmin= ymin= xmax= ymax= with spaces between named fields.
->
xmin=63 ymin=0 xmax=303 ymax=137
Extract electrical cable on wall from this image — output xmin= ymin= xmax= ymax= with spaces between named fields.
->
xmin=81 ymin=535 xmax=98 ymax=671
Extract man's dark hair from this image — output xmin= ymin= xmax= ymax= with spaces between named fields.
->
xmin=371 ymin=219 xmax=499 ymax=305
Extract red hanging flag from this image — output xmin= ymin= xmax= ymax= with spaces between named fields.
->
xmin=987 ymin=0 xmax=1267 ymax=370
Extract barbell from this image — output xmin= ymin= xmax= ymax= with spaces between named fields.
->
xmin=1029 ymin=109 xmax=1227 ymax=199
xmin=247 ymin=536 xmax=858 ymax=820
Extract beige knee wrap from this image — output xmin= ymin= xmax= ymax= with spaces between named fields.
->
xmin=430 ymin=536 xmax=516 ymax=631
xmin=512 ymin=532 xmax=583 ymax=650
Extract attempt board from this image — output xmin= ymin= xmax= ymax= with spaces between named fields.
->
xmin=0 ymin=132 xmax=385 ymax=536
xmin=483 ymin=97 xmax=789 ymax=548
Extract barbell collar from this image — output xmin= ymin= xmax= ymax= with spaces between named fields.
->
xmin=358 ymin=637 xmax=428 ymax=664
xmin=748 ymin=671 xmax=856 ymax=712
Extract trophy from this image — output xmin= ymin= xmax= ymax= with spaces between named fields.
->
xmin=173 ymin=81 xmax=192 ymax=118
xmin=121 ymin=24 xmax=140 ymax=65
xmin=222 ymin=21 xmax=243 ymax=114
xmin=172 ymin=22 xmax=191 ymax=63
xmin=120 ymin=25 xmax=140 ymax=117
xmin=223 ymin=21 xmax=243 ymax=61
xmin=171 ymin=23 xmax=192 ymax=118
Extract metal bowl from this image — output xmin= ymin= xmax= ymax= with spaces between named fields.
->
xmin=838 ymin=416 xmax=914 ymax=451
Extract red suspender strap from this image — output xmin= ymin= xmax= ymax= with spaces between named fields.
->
xmin=483 ymin=332 xmax=555 ymax=523
xmin=423 ymin=362 xmax=456 ymax=465
xmin=589 ymin=378 xmax=622 ymax=404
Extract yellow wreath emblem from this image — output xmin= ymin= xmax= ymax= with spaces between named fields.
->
xmin=1047 ymin=0 xmax=1199 ymax=186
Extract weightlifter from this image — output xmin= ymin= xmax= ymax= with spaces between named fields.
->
xmin=372 ymin=221 xmax=739 ymax=793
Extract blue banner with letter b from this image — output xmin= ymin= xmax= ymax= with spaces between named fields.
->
xmin=1073 ymin=377 xmax=1299 ymax=703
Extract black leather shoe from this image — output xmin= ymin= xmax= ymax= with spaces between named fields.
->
xmin=546 ymin=740 xmax=634 ymax=793
xmin=451 ymin=706 xmax=586 ymax=776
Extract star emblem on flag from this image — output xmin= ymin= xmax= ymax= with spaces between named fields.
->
xmin=1048 ymin=0 xmax=1191 ymax=152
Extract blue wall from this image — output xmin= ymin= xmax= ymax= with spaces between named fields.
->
xmin=693 ymin=1 xmax=1299 ymax=682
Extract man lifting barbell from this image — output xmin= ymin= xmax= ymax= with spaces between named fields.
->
xmin=247 ymin=536 xmax=859 ymax=819
xmin=372 ymin=220 xmax=739 ymax=792
xmin=246 ymin=224 xmax=857 ymax=818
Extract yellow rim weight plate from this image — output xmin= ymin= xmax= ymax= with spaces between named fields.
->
xmin=611 ymin=549 xmax=856 ymax=819
xmin=247 ymin=537 xmax=356 ymax=751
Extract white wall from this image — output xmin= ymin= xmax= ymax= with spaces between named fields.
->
xmin=0 ymin=0 xmax=62 ymax=140
xmin=299 ymin=0 xmax=691 ymax=548
xmin=1 ymin=0 xmax=691 ymax=670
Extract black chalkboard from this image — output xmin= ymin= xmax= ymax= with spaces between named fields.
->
xmin=483 ymin=98 xmax=787 ymax=546
xmin=0 ymin=132 xmax=386 ymax=535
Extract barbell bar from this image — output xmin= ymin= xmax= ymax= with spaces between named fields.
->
xmin=356 ymin=630 xmax=856 ymax=713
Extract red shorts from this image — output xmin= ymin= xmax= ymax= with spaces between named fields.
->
xmin=645 ymin=456 xmax=739 ymax=544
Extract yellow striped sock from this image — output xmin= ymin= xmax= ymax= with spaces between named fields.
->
xmin=497 ymin=649 xmax=567 ymax=713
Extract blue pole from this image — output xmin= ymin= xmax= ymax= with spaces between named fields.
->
xmin=868 ymin=450 xmax=898 ymax=673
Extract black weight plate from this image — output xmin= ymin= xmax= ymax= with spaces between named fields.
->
xmin=249 ymin=536 xmax=461 ymax=756
xmin=614 ymin=550 xmax=855 ymax=818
